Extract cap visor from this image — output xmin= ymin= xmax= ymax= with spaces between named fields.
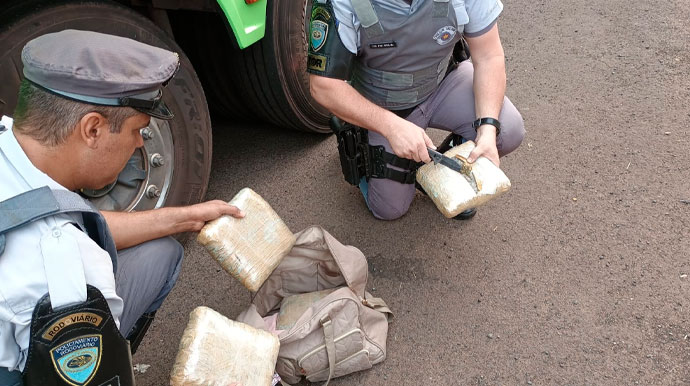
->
xmin=135 ymin=100 xmax=174 ymax=120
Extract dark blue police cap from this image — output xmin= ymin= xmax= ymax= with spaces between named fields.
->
xmin=21 ymin=29 xmax=180 ymax=120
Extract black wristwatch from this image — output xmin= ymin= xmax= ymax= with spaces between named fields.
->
xmin=472 ymin=117 xmax=501 ymax=136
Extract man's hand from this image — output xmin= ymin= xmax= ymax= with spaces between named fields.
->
xmin=102 ymin=200 xmax=244 ymax=249
xmin=385 ymin=118 xmax=435 ymax=163
xmin=181 ymin=200 xmax=244 ymax=232
xmin=309 ymin=74 xmax=435 ymax=163
xmin=467 ymin=125 xmax=500 ymax=167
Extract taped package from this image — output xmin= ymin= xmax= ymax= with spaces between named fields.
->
xmin=170 ymin=306 xmax=280 ymax=386
xmin=416 ymin=141 xmax=511 ymax=218
xmin=197 ymin=188 xmax=296 ymax=292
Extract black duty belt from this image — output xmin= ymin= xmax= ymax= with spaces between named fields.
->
xmin=330 ymin=116 xmax=422 ymax=185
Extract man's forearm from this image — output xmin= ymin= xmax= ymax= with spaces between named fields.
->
xmin=102 ymin=208 xmax=191 ymax=250
xmin=310 ymin=74 xmax=436 ymax=162
xmin=309 ymin=75 xmax=397 ymax=138
xmin=472 ymin=55 xmax=506 ymax=122
xmin=465 ymin=23 xmax=507 ymax=127
xmin=102 ymin=200 xmax=243 ymax=250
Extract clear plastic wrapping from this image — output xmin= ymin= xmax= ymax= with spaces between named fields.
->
xmin=276 ymin=288 xmax=338 ymax=331
xmin=416 ymin=141 xmax=511 ymax=218
xmin=197 ymin=188 xmax=296 ymax=292
xmin=170 ymin=306 xmax=280 ymax=386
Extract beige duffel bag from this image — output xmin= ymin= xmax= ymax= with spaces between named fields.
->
xmin=237 ymin=226 xmax=392 ymax=385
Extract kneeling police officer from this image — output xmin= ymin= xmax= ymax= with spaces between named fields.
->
xmin=0 ymin=30 xmax=244 ymax=386
xmin=308 ymin=0 xmax=526 ymax=220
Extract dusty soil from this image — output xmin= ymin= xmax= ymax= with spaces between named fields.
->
xmin=134 ymin=0 xmax=690 ymax=384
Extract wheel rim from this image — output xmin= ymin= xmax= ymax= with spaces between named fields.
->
xmin=82 ymin=119 xmax=175 ymax=211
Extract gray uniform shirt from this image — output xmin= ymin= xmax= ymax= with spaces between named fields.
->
xmin=329 ymin=0 xmax=504 ymax=54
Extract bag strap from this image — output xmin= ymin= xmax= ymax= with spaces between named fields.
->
xmin=362 ymin=294 xmax=394 ymax=320
xmin=0 ymin=186 xmax=118 ymax=270
xmin=319 ymin=315 xmax=337 ymax=386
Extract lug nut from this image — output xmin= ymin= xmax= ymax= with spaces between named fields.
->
xmin=151 ymin=153 xmax=165 ymax=167
xmin=146 ymin=185 xmax=161 ymax=199
xmin=140 ymin=128 xmax=154 ymax=140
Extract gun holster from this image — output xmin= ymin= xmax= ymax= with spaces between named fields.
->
xmin=453 ymin=36 xmax=471 ymax=63
xmin=330 ymin=116 xmax=421 ymax=185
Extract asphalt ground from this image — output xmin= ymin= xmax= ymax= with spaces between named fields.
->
xmin=134 ymin=0 xmax=690 ymax=384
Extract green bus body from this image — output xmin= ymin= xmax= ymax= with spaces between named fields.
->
xmin=217 ymin=0 xmax=267 ymax=49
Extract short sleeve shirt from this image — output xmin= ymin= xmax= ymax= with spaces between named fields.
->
xmin=0 ymin=125 xmax=123 ymax=372
xmin=329 ymin=0 xmax=503 ymax=54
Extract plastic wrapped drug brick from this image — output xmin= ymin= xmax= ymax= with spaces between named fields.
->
xmin=197 ymin=188 xmax=296 ymax=292
xmin=276 ymin=288 xmax=338 ymax=331
xmin=170 ymin=306 xmax=280 ymax=386
xmin=416 ymin=141 xmax=511 ymax=218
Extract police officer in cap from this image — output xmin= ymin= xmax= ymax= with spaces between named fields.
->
xmin=0 ymin=30 xmax=244 ymax=385
xmin=308 ymin=0 xmax=526 ymax=220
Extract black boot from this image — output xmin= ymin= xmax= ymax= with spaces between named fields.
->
xmin=437 ymin=133 xmax=463 ymax=153
xmin=454 ymin=207 xmax=477 ymax=220
xmin=126 ymin=311 xmax=156 ymax=355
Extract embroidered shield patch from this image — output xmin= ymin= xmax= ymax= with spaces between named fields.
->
xmin=310 ymin=20 xmax=328 ymax=52
xmin=51 ymin=335 xmax=102 ymax=386
xmin=433 ymin=25 xmax=457 ymax=45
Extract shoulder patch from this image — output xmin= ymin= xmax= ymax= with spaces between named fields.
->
xmin=310 ymin=5 xmax=333 ymax=53
xmin=308 ymin=53 xmax=328 ymax=72
xmin=51 ymin=335 xmax=102 ymax=386
xmin=311 ymin=5 xmax=332 ymax=22
xmin=310 ymin=20 xmax=329 ymax=52
xmin=41 ymin=312 xmax=105 ymax=341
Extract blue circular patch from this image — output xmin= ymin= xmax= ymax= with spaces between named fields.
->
xmin=310 ymin=20 xmax=329 ymax=52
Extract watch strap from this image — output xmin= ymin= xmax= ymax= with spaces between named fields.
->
xmin=473 ymin=117 xmax=501 ymax=136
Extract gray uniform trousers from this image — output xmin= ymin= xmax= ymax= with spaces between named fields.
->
xmin=365 ymin=61 xmax=526 ymax=220
xmin=116 ymin=236 xmax=184 ymax=336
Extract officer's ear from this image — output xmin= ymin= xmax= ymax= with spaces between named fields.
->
xmin=78 ymin=112 xmax=110 ymax=149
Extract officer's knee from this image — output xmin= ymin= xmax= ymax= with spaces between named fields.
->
xmin=371 ymin=206 xmax=408 ymax=220
xmin=139 ymin=237 xmax=184 ymax=314
xmin=144 ymin=237 xmax=184 ymax=274
xmin=498 ymin=108 xmax=525 ymax=156
xmin=368 ymin=196 xmax=412 ymax=220
xmin=161 ymin=237 xmax=184 ymax=272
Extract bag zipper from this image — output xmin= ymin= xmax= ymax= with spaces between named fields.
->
xmin=297 ymin=328 xmax=363 ymax=368
xmin=279 ymin=291 xmax=386 ymax=359
xmin=306 ymin=349 xmax=371 ymax=379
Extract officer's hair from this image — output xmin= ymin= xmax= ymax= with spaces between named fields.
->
xmin=12 ymin=79 xmax=139 ymax=146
